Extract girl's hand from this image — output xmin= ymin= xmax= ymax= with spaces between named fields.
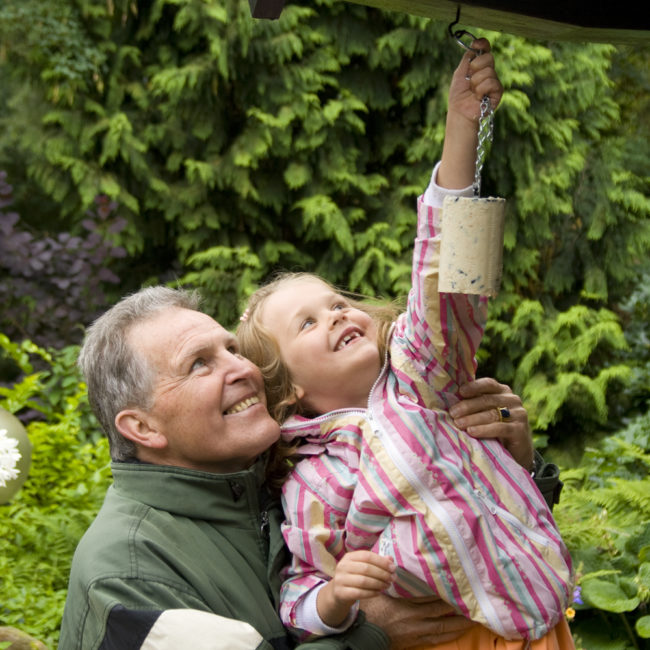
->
xmin=449 ymin=377 xmax=535 ymax=471
xmin=448 ymin=38 xmax=503 ymax=123
xmin=317 ymin=551 xmax=395 ymax=627
xmin=437 ymin=38 xmax=503 ymax=189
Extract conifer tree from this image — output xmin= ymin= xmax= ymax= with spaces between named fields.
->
xmin=0 ymin=0 xmax=648 ymax=441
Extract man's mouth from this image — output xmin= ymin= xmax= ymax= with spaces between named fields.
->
xmin=224 ymin=396 xmax=260 ymax=415
xmin=335 ymin=330 xmax=362 ymax=351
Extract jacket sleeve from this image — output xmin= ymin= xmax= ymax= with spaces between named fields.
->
xmin=393 ymin=196 xmax=488 ymax=403
xmin=59 ymin=576 xmax=388 ymax=650
xmin=58 ymin=576 xmax=280 ymax=650
xmin=279 ymin=460 xmax=345 ymax=632
xmin=279 ymin=449 xmax=384 ymax=637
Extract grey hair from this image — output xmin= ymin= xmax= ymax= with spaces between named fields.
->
xmin=78 ymin=286 xmax=202 ymax=461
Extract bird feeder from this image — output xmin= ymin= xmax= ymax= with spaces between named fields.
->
xmin=439 ymin=15 xmax=506 ymax=297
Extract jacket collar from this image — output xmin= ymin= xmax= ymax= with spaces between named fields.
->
xmin=110 ymin=455 xmax=270 ymax=521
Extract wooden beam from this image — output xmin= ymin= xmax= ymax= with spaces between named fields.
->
xmin=249 ymin=0 xmax=285 ymax=19
xmin=248 ymin=0 xmax=650 ymax=44
xmin=345 ymin=0 xmax=650 ymax=44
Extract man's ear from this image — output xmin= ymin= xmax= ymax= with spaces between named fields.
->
xmin=115 ymin=409 xmax=168 ymax=450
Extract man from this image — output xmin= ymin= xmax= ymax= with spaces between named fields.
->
xmin=59 ymin=286 xmax=558 ymax=649
xmin=59 ymin=286 xmax=390 ymax=649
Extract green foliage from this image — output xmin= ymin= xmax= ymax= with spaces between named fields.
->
xmin=482 ymin=39 xmax=650 ymax=440
xmin=502 ymin=302 xmax=630 ymax=431
xmin=615 ymin=265 xmax=650 ymax=421
xmin=0 ymin=335 xmax=110 ymax=647
xmin=1 ymin=0 xmax=648 ymax=451
xmin=554 ymin=411 xmax=650 ymax=649
xmin=0 ymin=7 xmax=649 ymax=648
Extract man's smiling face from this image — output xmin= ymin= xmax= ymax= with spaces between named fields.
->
xmin=126 ymin=307 xmax=280 ymax=473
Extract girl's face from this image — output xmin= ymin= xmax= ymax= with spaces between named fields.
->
xmin=259 ymin=277 xmax=381 ymax=415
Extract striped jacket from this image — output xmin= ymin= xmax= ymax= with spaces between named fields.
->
xmin=279 ymin=196 xmax=573 ymax=641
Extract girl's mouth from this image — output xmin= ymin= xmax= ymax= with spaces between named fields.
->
xmin=335 ymin=330 xmax=362 ymax=351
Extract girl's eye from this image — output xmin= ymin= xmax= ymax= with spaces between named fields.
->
xmin=333 ymin=302 xmax=347 ymax=311
xmin=300 ymin=318 xmax=315 ymax=331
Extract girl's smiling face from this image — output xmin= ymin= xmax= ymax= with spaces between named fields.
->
xmin=259 ymin=277 xmax=382 ymax=415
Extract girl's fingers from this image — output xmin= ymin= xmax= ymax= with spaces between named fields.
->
xmin=470 ymin=38 xmax=491 ymax=54
xmin=336 ymin=551 xmax=396 ymax=584
xmin=467 ymin=65 xmax=503 ymax=105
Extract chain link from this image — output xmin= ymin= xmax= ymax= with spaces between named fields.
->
xmin=473 ymin=96 xmax=494 ymax=197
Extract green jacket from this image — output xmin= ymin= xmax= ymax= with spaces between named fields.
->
xmin=58 ymin=458 xmax=388 ymax=650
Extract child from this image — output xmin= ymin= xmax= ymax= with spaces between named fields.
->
xmin=237 ymin=41 xmax=574 ymax=648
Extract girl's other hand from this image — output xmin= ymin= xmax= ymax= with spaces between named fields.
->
xmin=317 ymin=550 xmax=395 ymax=627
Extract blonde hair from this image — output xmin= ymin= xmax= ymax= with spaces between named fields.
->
xmin=238 ymin=272 xmax=400 ymax=492
xmin=237 ymin=272 xmax=400 ymax=424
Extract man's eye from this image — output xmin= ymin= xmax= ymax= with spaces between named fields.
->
xmin=227 ymin=345 xmax=242 ymax=358
xmin=191 ymin=358 xmax=206 ymax=371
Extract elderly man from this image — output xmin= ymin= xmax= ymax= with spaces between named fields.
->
xmin=59 ymin=286 xmax=557 ymax=650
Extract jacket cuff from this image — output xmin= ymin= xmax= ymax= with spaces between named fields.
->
xmin=423 ymin=161 xmax=474 ymax=209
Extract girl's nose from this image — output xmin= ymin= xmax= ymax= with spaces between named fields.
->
xmin=328 ymin=309 xmax=346 ymax=328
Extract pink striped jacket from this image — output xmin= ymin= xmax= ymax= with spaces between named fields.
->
xmin=279 ymin=197 xmax=573 ymax=641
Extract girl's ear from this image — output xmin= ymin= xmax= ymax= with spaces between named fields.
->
xmin=287 ymin=384 xmax=305 ymax=405
xmin=115 ymin=409 xmax=168 ymax=450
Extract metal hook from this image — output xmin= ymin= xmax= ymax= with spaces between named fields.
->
xmin=448 ymin=6 xmax=483 ymax=55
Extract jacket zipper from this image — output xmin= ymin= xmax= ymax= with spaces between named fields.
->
xmin=364 ymin=329 xmax=507 ymax=637
xmin=260 ymin=509 xmax=270 ymax=538
xmin=473 ymin=489 xmax=550 ymax=547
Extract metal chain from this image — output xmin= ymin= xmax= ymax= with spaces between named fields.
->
xmin=473 ymin=96 xmax=494 ymax=197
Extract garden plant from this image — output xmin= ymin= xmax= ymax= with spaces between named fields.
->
xmin=0 ymin=0 xmax=649 ymax=647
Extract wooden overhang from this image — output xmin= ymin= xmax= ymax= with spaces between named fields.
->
xmin=248 ymin=0 xmax=650 ymax=45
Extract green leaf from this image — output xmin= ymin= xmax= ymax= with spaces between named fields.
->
xmin=284 ymin=162 xmax=312 ymax=189
xmin=637 ymin=562 xmax=650 ymax=588
xmin=582 ymin=578 xmax=640 ymax=613
xmin=636 ymin=615 xmax=650 ymax=638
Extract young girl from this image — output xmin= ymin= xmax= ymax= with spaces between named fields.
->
xmin=238 ymin=42 xmax=574 ymax=649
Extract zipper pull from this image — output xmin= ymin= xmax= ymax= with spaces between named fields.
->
xmin=474 ymin=488 xmax=497 ymax=514
xmin=260 ymin=509 xmax=270 ymax=538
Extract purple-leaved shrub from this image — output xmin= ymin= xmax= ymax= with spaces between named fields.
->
xmin=0 ymin=171 xmax=126 ymax=349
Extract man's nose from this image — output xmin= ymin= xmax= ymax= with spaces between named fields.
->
xmin=223 ymin=351 xmax=257 ymax=382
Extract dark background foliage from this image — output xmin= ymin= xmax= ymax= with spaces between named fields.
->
xmin=0 ymin=172 xmax=126 ymax=352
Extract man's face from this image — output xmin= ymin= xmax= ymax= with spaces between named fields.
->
xmin=126 ymin=307 xmax=280 ymax=473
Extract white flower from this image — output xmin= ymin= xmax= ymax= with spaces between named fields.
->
xmin=0 ymin=427 xmax=22 ymax=488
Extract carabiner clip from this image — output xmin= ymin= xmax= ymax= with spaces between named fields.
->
xmin=448 ymin=6 xmax=484 ymax=55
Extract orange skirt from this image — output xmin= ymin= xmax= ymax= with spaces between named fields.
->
xmin=412 ymin=617 xmax=575 ymax=650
